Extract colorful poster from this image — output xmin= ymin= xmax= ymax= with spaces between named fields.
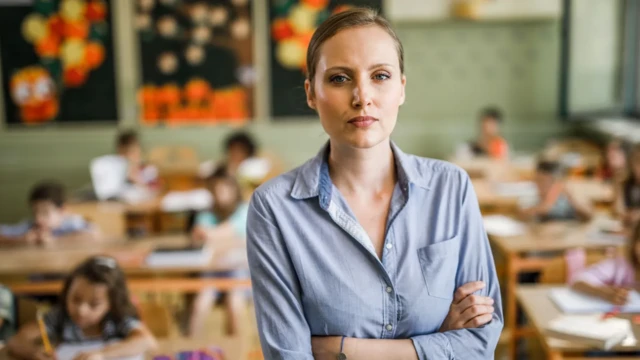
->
xmin=0 ymin=0 xmax=118 ymax=126
xmin=135 ymin=0 xmax=254 ymax=127
xmin=269 ymin=0 xmax=383 ymax=118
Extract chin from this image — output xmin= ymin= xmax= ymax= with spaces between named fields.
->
xmin=343 ymin=132 xmax=389 ymax=149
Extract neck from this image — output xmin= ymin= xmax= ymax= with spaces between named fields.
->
xmin=327 ymin=140 xmax=396 ymax=195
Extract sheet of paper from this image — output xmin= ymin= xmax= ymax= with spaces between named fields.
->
xmin=482 ymin=215 xmax=526 ymax=237
xmin=56 ymin=342 xmax=143 ymax=360
xmin=549 ymin=287 xmax=640 ymax=314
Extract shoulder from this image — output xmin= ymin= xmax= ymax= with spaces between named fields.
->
xmin=0 ymin=220 xmax=32 ymax=237
xmin=401 ymin=153 xmax=470 ymax=188
xmin=251 ymin=165 xmax=302 ymax=203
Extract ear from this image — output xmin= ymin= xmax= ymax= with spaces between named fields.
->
xmin=304 ymin=79 xmax=316 ymax=110
xmin=399 ymin=74 xmax=406 ymax=106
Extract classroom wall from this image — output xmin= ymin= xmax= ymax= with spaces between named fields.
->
xmin=0 ymin=20 xmax=565 ymax=222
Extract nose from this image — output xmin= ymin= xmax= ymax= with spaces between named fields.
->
xmin=351 ymin=78 xmax=372 ymax=109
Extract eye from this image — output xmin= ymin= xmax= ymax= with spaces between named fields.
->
xmin=11 ymin=82 xmax=30 ymax=105
xmin=330 ymin=75 xmax=348 ymax=84
xmin=373 ymin=73 xmax=390 ymax=81
xmin=33 ymin=77 xmax=54 ymax=99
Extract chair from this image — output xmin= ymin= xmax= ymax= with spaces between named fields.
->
xmin=539 ymin=249 xmax=614 ymax=284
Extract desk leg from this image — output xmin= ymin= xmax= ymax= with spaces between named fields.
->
xmin=547 ymin=350 xmax=563 ymax=360
xmin=507 ymin=253 xmax=519 ymax=360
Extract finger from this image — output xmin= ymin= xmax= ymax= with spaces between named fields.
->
xmin=460 ymin=305 xmax=494 ymax=321
xmin=464 ymin=313 xmax=493 ymax=328
xmin=457 ymin=294 xmax=494 ymax=310
xmin=453 ymin=281 xmax=485 ymax=303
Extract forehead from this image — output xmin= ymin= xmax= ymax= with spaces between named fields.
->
xmin=316 ymin=25 xmax=400 ymax=70
xmin=69 ymin=276 xmax=109 ymax=298
xmin=31 ymin=200 xmax=58 ymax=210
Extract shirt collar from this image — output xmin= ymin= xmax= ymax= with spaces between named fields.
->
xmin=290 ymin=140 xmax=432 ymax=202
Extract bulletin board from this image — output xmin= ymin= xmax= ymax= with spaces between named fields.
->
xmin=269 ymin=0 xmax=383 ymax=119
xmin=0 ymin=0 xmax=118 ymax=126
xmin=135 ymin=0 xmax=254 ymax=127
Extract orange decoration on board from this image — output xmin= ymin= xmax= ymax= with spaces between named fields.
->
xmin=63 ymin=20 xmax=89 ymax=39
xmin=86 ymin=1 xmax=107 ymax=22
xmin=35 ymin=34 xmax=61 ymax=57
xmin=48 ymin=15 xmax=66 ymax=38
xmin=63 ymin=65 xmax=87 ymax=87
xmin=271 ymin=18 xmax=294 ymax=41
xmin=301 ymin=0 xmax=329 ymax=10
xmin=184 ymin=78 xmax=210 ymax=102
xmin=84 ymin=42 xmax=105 ymax=69
xmin=10 ymin=66 xmax=59 ymax=124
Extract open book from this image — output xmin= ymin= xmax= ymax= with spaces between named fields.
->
xmin=146 ymin=243 xmax=214 ymax=268
xmin=56 ymin=342 xmax=143 ymax=360
xmin=546 ymin=314 xmax=633 ymax=350
xmin=549 ymin=288 xmax=640 ymax=314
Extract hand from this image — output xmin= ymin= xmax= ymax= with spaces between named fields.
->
xmin=439 ymin=281 xmax=495 ymax=332
xmin=600 ymin=286 xmax=629 ymax=305
xmin=191 ymin=226 xmax=208 ymax=242
xmin=32 ymin=350 xmax=56 ymax=360
xmin=24 ymin=229 xmax=39 ymax=245
xmin=311 ymin=336 xmax=342 ymax=360
xmin=72 ymin=351 xmax=104 ymax=360
xmin=35 ymin=229 xmax=55 ymax=247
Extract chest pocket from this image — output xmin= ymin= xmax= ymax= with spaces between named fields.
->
xmin=417 ymin=236 xmax=461 ymax=300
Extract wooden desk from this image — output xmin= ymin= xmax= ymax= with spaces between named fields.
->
xmin=0 ymin=336 xmax=248 ymax=360
xmin=516 ymin=285 xmax=640 ymax=359
xmin=490 ymin=221 xmax=625 ymax=360
xmin=452 ymin=157 xmax=535 ymax=181
xmin=0 ymin=235 xmax=248 ymax=277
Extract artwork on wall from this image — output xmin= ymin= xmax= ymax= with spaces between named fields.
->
xmin=135 ymin=0 xmax=254 ymax=127
xmin=0 ymin=0 xmax=118 ymax=126
xmin=269 ymin=0 xmax=383 ymax=118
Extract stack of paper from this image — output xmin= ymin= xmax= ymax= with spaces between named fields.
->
xmin=160 ymin=188 xmax=213 ymax=212
xmin=56 ymin=342 xmax=143 ymax=360
xmin=546 ymin=314 xmax=632 ymax=350
xmin=549 ymin=288 xmax=640 ymax=314
xmin=146 ymin=243 xmax=214 ymax=268
xmin=483 ymin=215 xmax=527 ymax=237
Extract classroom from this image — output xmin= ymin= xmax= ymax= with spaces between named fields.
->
xmin=0 ymin=0 xmax=638 ymax=359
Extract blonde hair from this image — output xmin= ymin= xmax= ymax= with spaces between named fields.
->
xmin=305 ymin=7 xmax=404 ymax=86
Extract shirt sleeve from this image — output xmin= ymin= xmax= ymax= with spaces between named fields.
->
xmin=246 ymin=191 xmax=314 ymax=360
xmin=116 ymin=316 xmax=142 ymax=338
xmin=572 ymin=258 xmax=627 ymax=287
xmin=411 ymin=172 xmax=504 ymax=359
xmin=43 ymin=306 xmax=64 ymax=342
xmin=229 ymin=203 xmax=249 ymax=238
xmin=194 ymin=211 xmax=218 ymax=227
xmin=0 ymin=286 xmax=14 ymax=325
xmin=0 ymin=220 xmax=31 ymax=238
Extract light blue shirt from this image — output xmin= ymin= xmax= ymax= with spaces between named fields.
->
xmin=246 ymin=141 xmax=503 ymax=360
xmin=195 ymin=203 xmax=249 ymax=237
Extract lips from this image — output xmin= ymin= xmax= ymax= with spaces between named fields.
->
xmin=348 ymin=116 xmax=377 ymax=128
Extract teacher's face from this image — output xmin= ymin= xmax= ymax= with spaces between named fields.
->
xmin=305 ymin=25 xmax=406 ymax=149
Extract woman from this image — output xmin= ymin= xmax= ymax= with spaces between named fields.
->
xmin=247 ymin=8 xmax=502 ymax=360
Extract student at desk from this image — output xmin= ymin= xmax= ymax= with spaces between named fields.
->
xmin=468 ymin=106 xmax=509 ymax=160
xmin=7 ymin=256 xmax=157 ymax=360
xmin=0 ymin=181 xmax=100 ymax=246
xmin=519 ymin=161 xmax=593 ymax=222
xmin=572 ymin=221 xmax=640 ymax=305
xmin=188 ymin=166 xmax=249 ymax=337
xmin=614 ymin=144 xmax=640 ymax=226
xmin=116 ymin=130 xmax=158 ymax=189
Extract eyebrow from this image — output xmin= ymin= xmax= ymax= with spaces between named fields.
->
xmin=325 ymin=63 xmax=394 ymax=72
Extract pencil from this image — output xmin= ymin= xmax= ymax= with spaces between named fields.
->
xmin=36 ymin=309 xmax=53 ymax=355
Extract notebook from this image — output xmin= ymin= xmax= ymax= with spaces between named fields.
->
xmin=146 ymin=243 xmax=214 ymax=268
xmin=549 ymin=288 xmax=640 ymax=314
xmin=482 ymin=215 xmax=526 ymax=237
xmin=56 ymin=342 xmax=143 ymax=360
xmin=546 ymin=314 xmax=632 ymax=350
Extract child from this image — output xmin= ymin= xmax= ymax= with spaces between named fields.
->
xmin=116 ymin=130 xmax=158 ymax=188
xmin=597 ymin=138 xmax=627 ymax=182
xmin=189 ymin=166 xmax=249 ymax=337
xmin=7 ymin=256 xmax=157 ymax=359
xmin=0 ymin=181 xmax=100 ymax=246
xmin=222 ymin=131 xmax=258 ymax=177
xmin=519 ymin=160 xmax=593 ymax=222
xmin=614 ymin=144 xmax=640 ymax=226
xmin=469 ymin=106 xmax=509 ymax=160
xmin=0 ymin=285 xmax=15 ymax=342
xmin=571 ymin=221 xmax=640 ymax=305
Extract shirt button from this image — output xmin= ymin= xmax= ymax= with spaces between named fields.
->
xmin=386 ymin=324 xmax=393 ymax=331
xmin=386 ymin=243 xmax=393 ymax=249
xmin=386 ymin=286 xmax=393 ymax=293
